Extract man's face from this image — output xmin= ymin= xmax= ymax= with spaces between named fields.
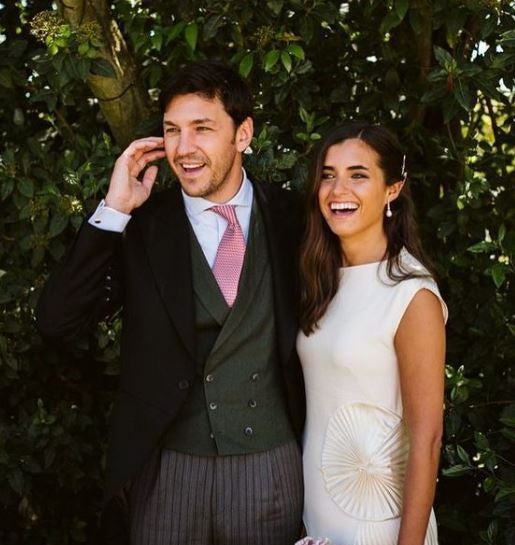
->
xmin=163 ymin=93 xmax=253 ymax=203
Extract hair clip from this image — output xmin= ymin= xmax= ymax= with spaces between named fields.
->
xmin=401 ymin=154 xmax=407 ymax=181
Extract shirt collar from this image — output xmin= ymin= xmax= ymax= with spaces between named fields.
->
xmin=182 ymin=168 xmax=253 ymax=217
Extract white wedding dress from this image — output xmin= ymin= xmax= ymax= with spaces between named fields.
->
xmin=297 ymin=252 xmax=447 ymax=545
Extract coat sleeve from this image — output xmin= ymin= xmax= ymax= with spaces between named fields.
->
xmin=36 ymin=220 xmax=124 ymax=342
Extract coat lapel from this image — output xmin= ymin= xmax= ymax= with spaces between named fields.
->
xmin=252 ymin=180 xmax=298 ymax=365
xmin=139 ymin=185 xmax=196 ymax=360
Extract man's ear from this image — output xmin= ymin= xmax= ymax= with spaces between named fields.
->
xmin=236 ymin=117 xmax=254 ymax=152
xmin=387 ymin=180 xmax=405 ymax=203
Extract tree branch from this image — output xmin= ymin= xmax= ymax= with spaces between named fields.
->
xmin=408 ymin=0 xmax=433 ymax=126
xmin=56 ymin=0 xmax=151 ymax=147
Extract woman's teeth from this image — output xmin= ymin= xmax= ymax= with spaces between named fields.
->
xmin=330 ymin=202 xmax=359 ymax=215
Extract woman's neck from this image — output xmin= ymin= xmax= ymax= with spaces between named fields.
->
xmin=340 ymin=232 xmax=388 ymax=267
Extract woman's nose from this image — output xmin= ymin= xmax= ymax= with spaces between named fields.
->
xmin=331 ymin=177 xmax=352 ymax=195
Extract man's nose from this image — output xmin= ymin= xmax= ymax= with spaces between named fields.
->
xmin=176 ymin=131 xmax=196 ymax=156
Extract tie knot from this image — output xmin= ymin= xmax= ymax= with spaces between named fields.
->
xmin=210 ymin=204 xmax=237 ymax=226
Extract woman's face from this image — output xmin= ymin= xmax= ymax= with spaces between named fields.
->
xmin=318 ymin=138 xmax=394 ymax=247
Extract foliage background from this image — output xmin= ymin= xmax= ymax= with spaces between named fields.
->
xmin=0 ymin=0 xmax=514 ymax=543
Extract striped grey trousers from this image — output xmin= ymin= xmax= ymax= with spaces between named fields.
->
xmin=129 ymin=441 xmax=303 ymax=545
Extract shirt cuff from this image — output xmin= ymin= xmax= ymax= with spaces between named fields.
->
xmin=88 ymin=200 xmax=131 ymax=232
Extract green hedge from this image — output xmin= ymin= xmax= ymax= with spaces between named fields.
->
xmin=1 ymin=1 xmax=514 ymax=543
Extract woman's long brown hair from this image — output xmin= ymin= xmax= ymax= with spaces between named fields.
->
xmin=299 ymin=122 xmax=434 ymax=335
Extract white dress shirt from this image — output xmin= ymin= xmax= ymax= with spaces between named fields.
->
xmin=88 ymin=169 xmax=253 ymax=268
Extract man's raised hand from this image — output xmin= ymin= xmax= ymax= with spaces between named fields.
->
xmin=105 ymin=137 xmax=166 ymax=214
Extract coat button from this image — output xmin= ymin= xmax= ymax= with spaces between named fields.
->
xmin=251 ymin=372 xmax=259 ymax=382
xmin=205 ymin=374 xmax=214 ymax=383
xmin=178 ymin=379 xmax=190 ymax=390
xmin=248 ymin=399 xmax=257 ymax=408
xmin=244 ymin=426 xmax=253 ymax=436
xmin=209 ymin=402 xmax=218 ymax=410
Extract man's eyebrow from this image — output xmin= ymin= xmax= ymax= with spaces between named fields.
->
xmin=163 ymin=118 xmax=215 ymax=126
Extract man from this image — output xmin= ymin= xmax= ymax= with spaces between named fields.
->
xmin=37 ymin=60 xmax=305 ymax=545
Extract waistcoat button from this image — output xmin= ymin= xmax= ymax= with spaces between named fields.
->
xmin=248 ymin=399 xmax=257 ymax=408
xmin=205 ymin=374 xmax=214 ymax=383
xmin=178 ymin=379 xmax=190 ymax=390
xmin=244 ymin=426 xmax=253 ymax=436
xmin=209 ymin=402 xmax=218 ymax=410
xmin=251 ymin=372 xmax=259 ymax=382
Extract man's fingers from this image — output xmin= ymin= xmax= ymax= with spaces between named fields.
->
xmin=128 ymin=150 xmax=166 ymax=177
xmin=143 ymin=150 xmax=167 ymax=162
xmin=141 ymin=165 xmax=159 ymax=192
xmin=122 ymin=138 xmax=164 ymax=162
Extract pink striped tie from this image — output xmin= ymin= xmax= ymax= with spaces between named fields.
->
xmin=211 ymin=205 xmax=246 ymax=307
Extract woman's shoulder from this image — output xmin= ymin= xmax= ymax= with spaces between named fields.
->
xmin=395 ymin=249 xmax=431 ymax=276
xmin=390 ymin=249 xmax=448 ymax=324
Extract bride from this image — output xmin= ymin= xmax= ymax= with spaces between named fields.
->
xmin=297 ymin=122 xmax=447 ymax=545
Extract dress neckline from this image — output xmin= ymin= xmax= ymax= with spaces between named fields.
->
xmin=340 ymin=260 xmax=385 ymax=271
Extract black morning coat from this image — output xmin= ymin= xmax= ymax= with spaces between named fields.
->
xmin=36 ymin=179 xmax=306 ymax=542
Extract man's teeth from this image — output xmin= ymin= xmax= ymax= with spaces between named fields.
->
xmin=330 ymin=202 xmax=359 ymax=211
xmin=182 ymin=163 xmax=204 ymax=169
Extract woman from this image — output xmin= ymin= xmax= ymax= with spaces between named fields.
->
xmin=297 ymin=122 xmax=447 ymax=545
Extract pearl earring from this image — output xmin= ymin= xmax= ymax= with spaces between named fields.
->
xmin=386 ymin=200 xmax=393 ymax=218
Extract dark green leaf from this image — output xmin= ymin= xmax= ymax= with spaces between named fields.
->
xmin=7 ymin=470 xmax=23 ymax=495
xmin=203 ymin=15 xmax=224 ymax=41
xmin=164 ymin=22 xmax=187 ymax=44
xmin=456 ymin=445 xmax=470 ymax=464
xmin=490 ymin=263 xmax=506 ymax=288
xmin=151 ymin=31 xmax=163 ymax=52
xmin=281 ymin=51 xmax=292 ymax=73
xmin=267 ymin=0 xmax=284 ymax=16
xmin=394 ymin=0 xmax=409 ymax=20
xmin=287 ymin=44 xmax=305 ymax=60
xmin=17 ymin=178 xmax=34 ymax=198
xmin=442 ymin=465 xmax=472 ymax=477
xmin=434 ymin=46 xmax=455 ymax=69
xmin=48 ymin=214 xmax=69 ymax=238
xmin=481 ymin=16 xmax=498 ymax=40
xmin=454 ymin=81 xmax=474 ymax=111
xmin=263 ymin=50 xmax=280 ymax=72
xmin=239 ymin=52 xmax=254 ymax=78
xmin=446 ymin=8 xmax=468 ymax=48
xmin=467 ymin=241 xmax=496 ymax=253
xmin=185 ymin=23 xmax=199 ymax=51
xmin=499 ymin=416 xmax=515 ymax=428
xmin=495 ymin=486 xmax=515 ymax=502
xmin=90 ymin=57 xmax=117 ymax=78
xmin=380 ymin=12 xmax=402 ymax=35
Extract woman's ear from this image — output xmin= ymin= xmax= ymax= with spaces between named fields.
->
xmin=387 ymin=180 xmax=405 ymax=203
xmin=236 ymin=117 xmax=254 ymax=152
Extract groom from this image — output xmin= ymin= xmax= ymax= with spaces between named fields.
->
xmin=37 ymin=60 xmax=305 ymax=544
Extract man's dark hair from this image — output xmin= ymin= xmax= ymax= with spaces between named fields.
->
xmin=160 ymin=60 xmax=254 ymax=127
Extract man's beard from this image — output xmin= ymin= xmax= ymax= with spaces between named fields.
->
xmin=181 ymin=176 xmax=225 ymax=199
xmin=176 ymin=150 xmax=238 ymax=200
